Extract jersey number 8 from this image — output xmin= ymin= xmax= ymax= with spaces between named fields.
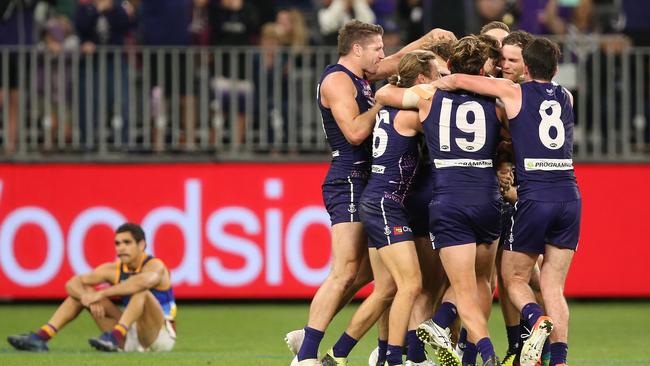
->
xmin=538 ymin=100 xmax=565 ymax=150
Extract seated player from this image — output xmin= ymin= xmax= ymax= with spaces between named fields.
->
xmin=7 ymin=223 xmax=177 ymax=353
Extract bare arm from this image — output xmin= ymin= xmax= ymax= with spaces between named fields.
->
xmin=367 ymin=28 xmax=456 ymax=81
xmin=434 ymin=74 xmax=522 ymax=118
xmin=375 ymin=84 xmax=435 ymax=109
xmin=100 ymin=261 xmax=164 ymax=298
xmin=80 ymin=260 xmax=165 ymax=307
xmin=394 ymin=110 xmax=422 ymax=135
xmin=321 ymin=72 xmax=381 ymax=145
xmin=65 ymin=262 xmax=116 ymax=300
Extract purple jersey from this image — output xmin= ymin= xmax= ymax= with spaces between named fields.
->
xmin=509 ymin=82 xmax=580 ymax=201
xmin=422 ymin=90 xmax=501 ymax=203
xmin=362 ymin=107 xmax=420 ymax=204
xmin=318 ymin=64 xmax=374 ymax=182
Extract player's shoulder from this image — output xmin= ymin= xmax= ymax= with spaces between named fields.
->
xmin=320 ymin=71 xmax=357 ymax=99
xmin=94 ymin=261 xmax=118 ymax=272
xmin=321 ymin=70 xmax=355 ymax=88
xmin=143 ymin=256 xmax=167 ymax=272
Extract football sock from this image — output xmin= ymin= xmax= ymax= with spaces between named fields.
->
xmin=376 ymin=339 xmax=388 ymax=366
xmin=477 ymin=337 xmax=496 ymax=364
xmin=522 ymin=302 xmax=544 ymax=329
xmin=111 ymin=323 xmax=128 ymax=344
xmin=506 ymin=324 xmax=520 ymax=349
xmin=35 ymin=323 xmax=57 ymax=341
xmin=432 ymin=302 xmax=457 ymax=329
xmin=332 ymin=332 xmax=357 ymax=358
xmin=550 ymin=342 xmax=568 ymax=366
xmin=386 ymin=344 xmax=403 ymax=366
xmin=406 ymin=330 xmax=426 ymax=363
xmin=462 ymin=341 xmax=478 ymax=365
xmin=297 ymin=326 xmax=324 ymax=361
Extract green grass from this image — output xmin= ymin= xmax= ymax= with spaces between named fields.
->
xmin=1 ymin=301 xmax=649 ymax=365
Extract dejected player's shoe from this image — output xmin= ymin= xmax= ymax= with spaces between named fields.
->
xmin=7 ymin=333 xmax=49 ymax=352
xmin=321 ymin=349 xmax=348 ymax=366
xmin=519 ymin=317 xmax=553 ymax=366
xmin=88 ymin=331 xmax=121 ymax=352
xmin=286 ymin=329 xmax=305 ymax=356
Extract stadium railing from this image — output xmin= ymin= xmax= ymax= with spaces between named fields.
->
xmin=0 ymin=41 xmax=648 ymax=162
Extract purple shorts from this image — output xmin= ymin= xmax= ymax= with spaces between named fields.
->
xmin=506 ymin=198 xmax=582 ymax=254
xmin=322 ymin=177 xmax=366 ymax=225
xmin=359 ymin=198 xmax=414 ymax=249
xmin=429 ymin=198 xmax=501 ymax=249
xmin=404 ymin=166 xmax=434 ymax=237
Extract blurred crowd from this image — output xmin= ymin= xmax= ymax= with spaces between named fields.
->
xmin=0 ymin=0 xmax=648 ymax=53
xmin=0 ymin=0 xmax=649 ymax=156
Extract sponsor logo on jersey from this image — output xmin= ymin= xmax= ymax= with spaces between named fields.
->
xmin=332 ymin=150 xmax=340 ymax=158
xmin=434 ymin=159 xmax=494 ymax=168
xmin=372 ymin=165 xmax=385 ymax=174
xmin=524 ymin=158 xmax=573 ymax=171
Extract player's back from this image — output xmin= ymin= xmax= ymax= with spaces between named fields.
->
xmin=509 ymin=81 xmax=579 ymax=201
xmin=318 ymin=64 xmax=374 ymax=182
xmin=363 ymin=106 xmax=420 ymax=204
xmin=422 ymin=90 xmax=501 ymax=203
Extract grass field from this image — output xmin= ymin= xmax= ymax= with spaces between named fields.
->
xmin=1 ymin=301 xmax=649 ymax=366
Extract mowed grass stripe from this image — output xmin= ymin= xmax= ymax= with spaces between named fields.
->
xmin=1 ymin=302 xmax=648 ymax=366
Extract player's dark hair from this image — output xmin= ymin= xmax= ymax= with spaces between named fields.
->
xmin=387 ymin=50 xmax=437 ymax=87
xmin=116 ymin=222 xmax=146 ymax=243
xmin=480 ymin=21 xmax=510 ymax=34
xmin=421 ymin=39 xmax=453 ymax=61
xmin=523 ymin=37 xmax=561 ymax=81
xmin=478 ymin=34 xmax=501 ymax=65
xmin=337 ymin=20 xmax=384 ymax=56
xmin=448 ymin=35 xmax=489 ymax=75
xmin=502 ymin=30 xmax=534 ymax=50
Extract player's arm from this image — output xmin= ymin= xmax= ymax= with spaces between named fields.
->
xmin=65 ymin=262 xmax=116 ymax=300
xmin=394 ymin=110 xmax=423 ymax=135
xmin=375 ymin=83 xmax=435 ymax=110
xmin=101 ymin=260 xmax=164 ymax=298
xmin=434 ymin=74 xmax=523 ymax=118
xmin=322 ymin=72 xmax=381 ymax=145
xmin=81 ymin=260 xmax=164 ymax=306
xmin=367 ymin=28 xmax=456 ymax=81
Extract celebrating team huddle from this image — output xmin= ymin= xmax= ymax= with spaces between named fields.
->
xmin=286 ymin=19 xmax=581 ymax=366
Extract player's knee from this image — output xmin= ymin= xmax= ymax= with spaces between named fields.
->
xmin=329 ymin=270 xmax=357 ymax=290
xmin=400 ymin=279 xmax=422 ymax=300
